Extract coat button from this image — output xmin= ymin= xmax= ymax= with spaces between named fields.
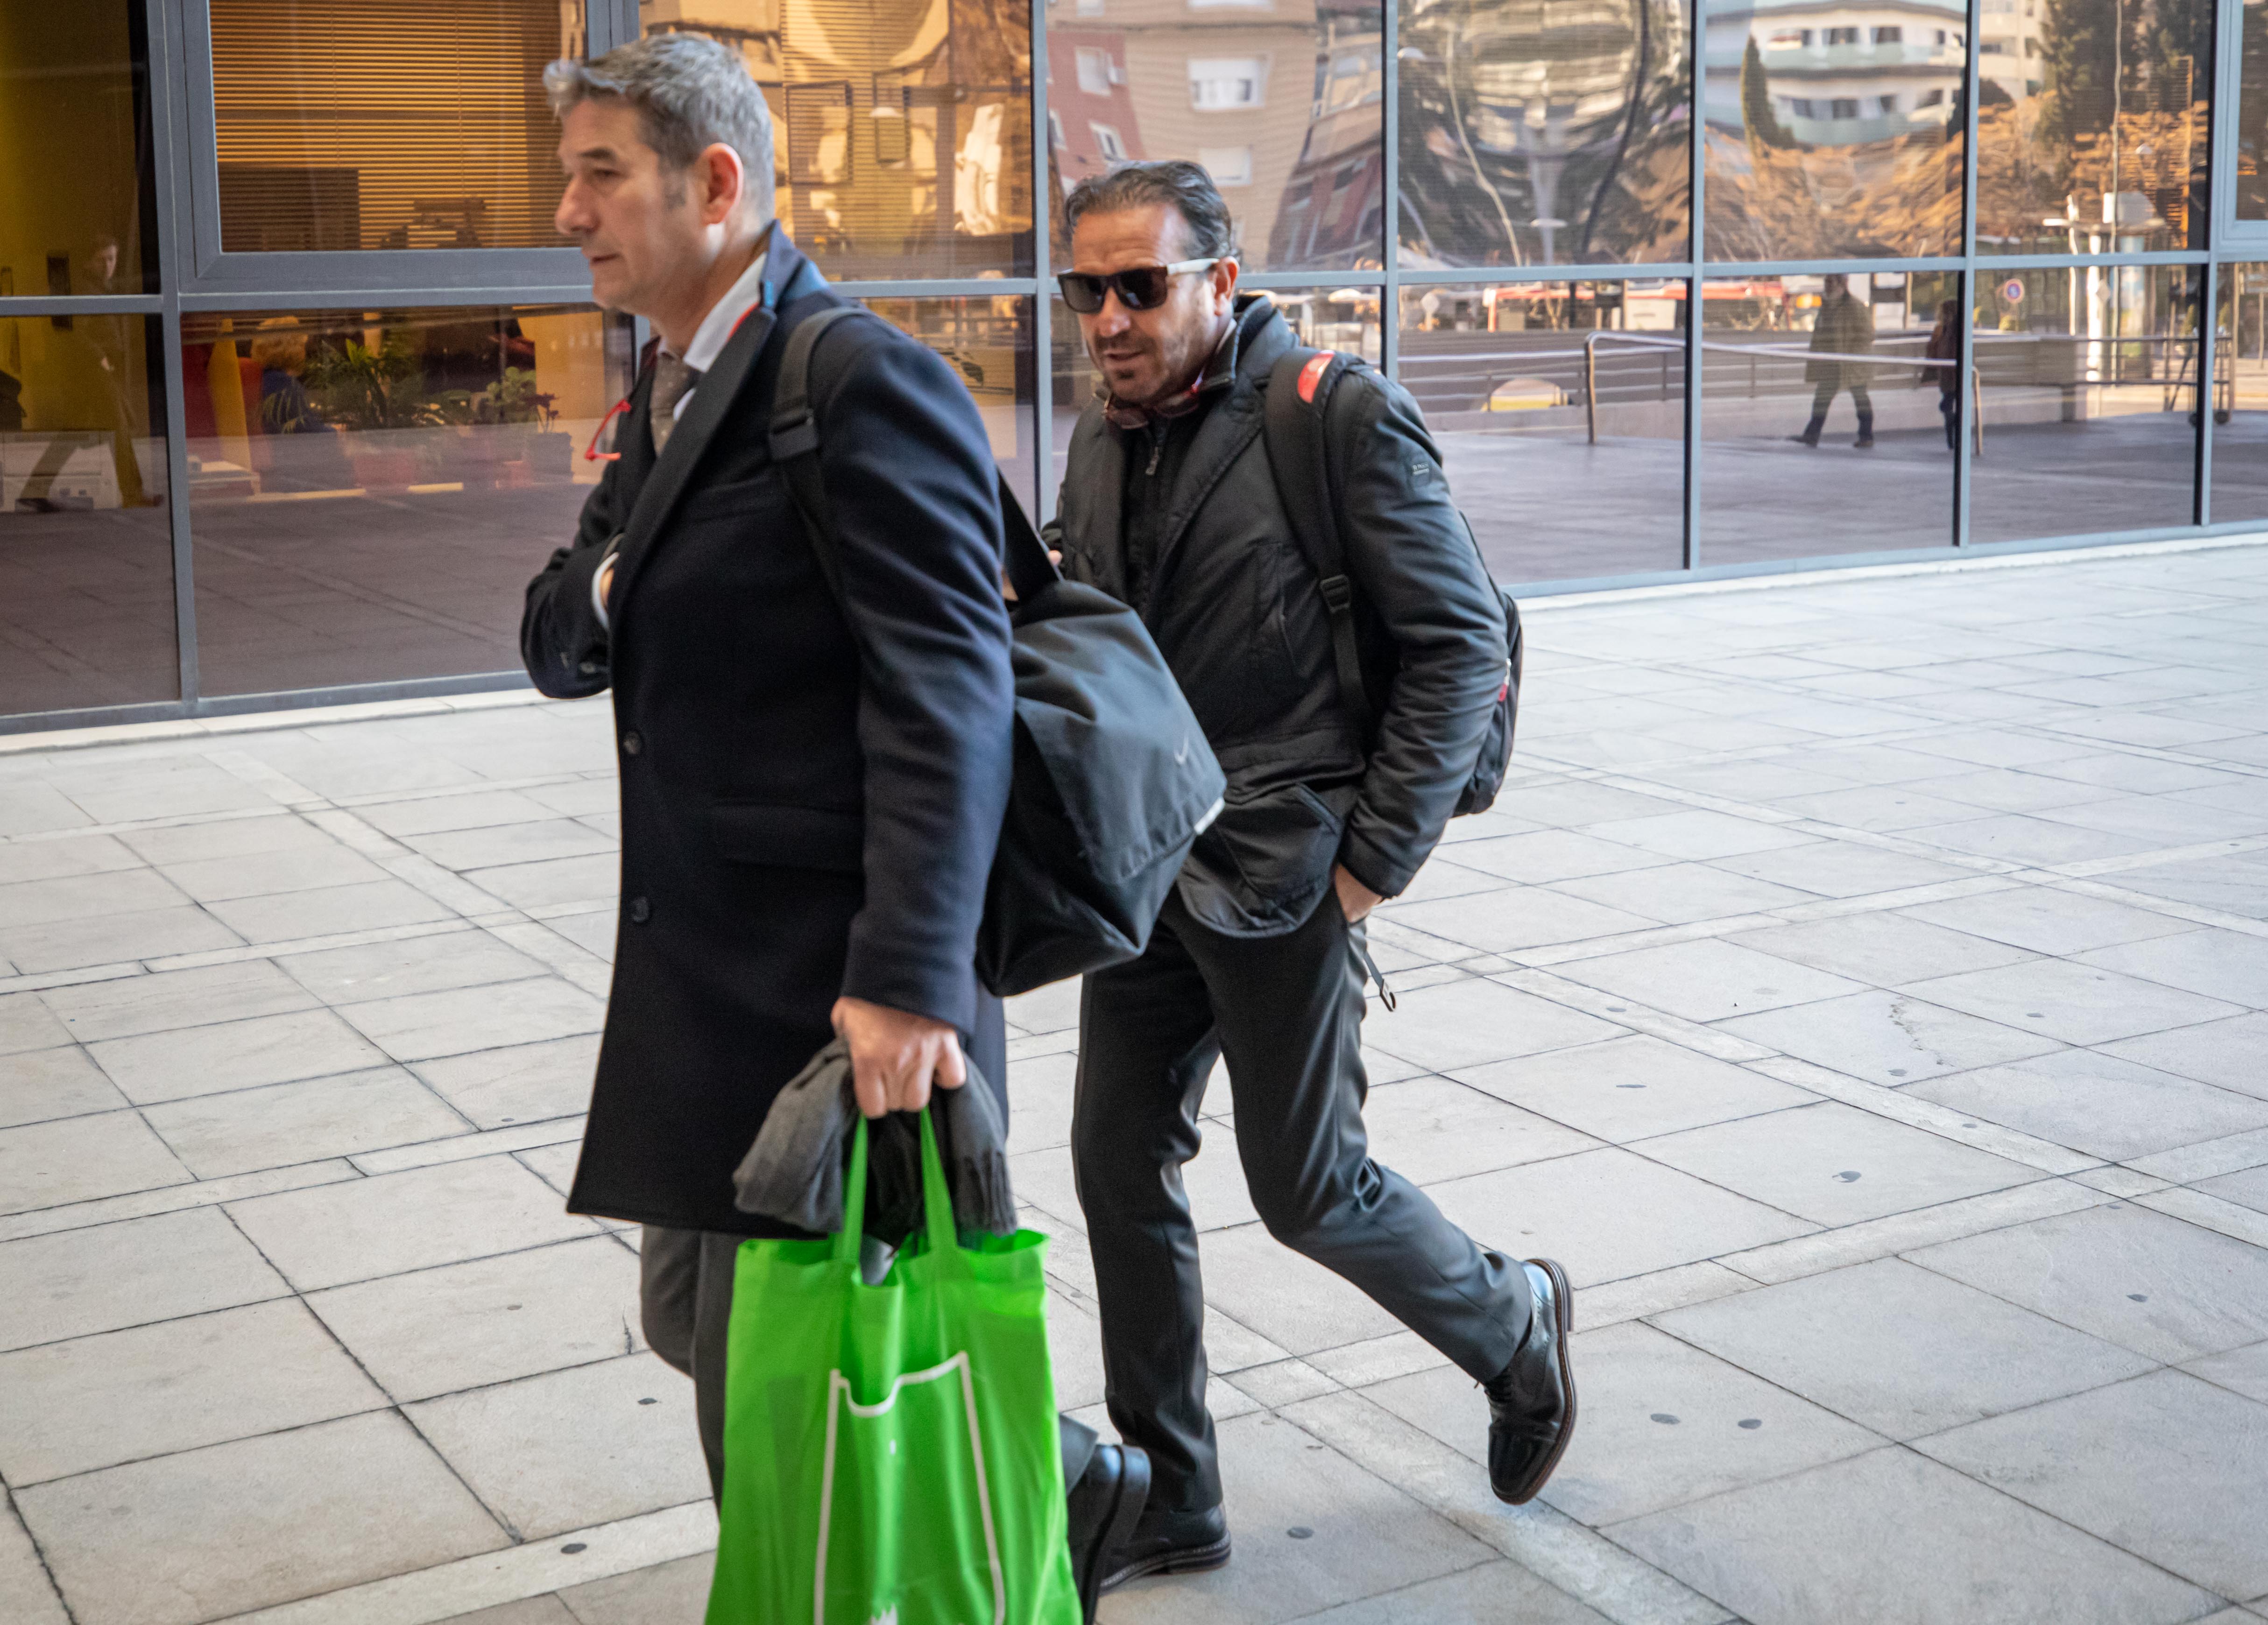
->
xmin=629 ymin=896 xmax=651 ymax=924
xmin=621 ymin=730 xmax=643 ymax=757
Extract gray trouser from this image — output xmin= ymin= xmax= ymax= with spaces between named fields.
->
xmin=639 ymin=1224 xmax=1097 ymax=1503
xmin=1072 ymin=890 xmax=1530 ymax=1512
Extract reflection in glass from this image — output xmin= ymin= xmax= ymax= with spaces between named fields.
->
xmin=1968 ymin=264 xmax=2198 ymax=541
xmin=0 ymin=313 xmax=176 ymax=718
xmin=1046 ymin=0 xmax=1385 ymax=272
xmin=2211 ymin=264 xmax=2268 ymax=525
xmin=1699 ymin=272 xmax=1957 ymax=562
xmin=1397 ymin=0 xmax=1690 ymax=268
xmin=860 ymin=295 xmax=1039 ymax=514
xmin=210 ymin=1 xmax=587 ymax=252
xmin=0 ymin=7 xmax=158 ymax=294
xmin=1975 ymin=0 xmax=2209 ymax=252
xmin=649 ymin=0 xmax=1034 ymax=277
xmin=1702 ymin=0 xmax=1965 ymax=260
xmin=1400 ymin=281 xmax=1686 ymax=579
xmin=182 ymin=306 xmax=630 ymax=696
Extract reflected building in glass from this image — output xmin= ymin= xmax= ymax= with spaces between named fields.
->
xmin=1397 ymin=0 xmax=1691 ymax=267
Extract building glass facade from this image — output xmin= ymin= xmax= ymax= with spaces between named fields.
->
xmin=0 ymin=0 xmax=2260 ymax=731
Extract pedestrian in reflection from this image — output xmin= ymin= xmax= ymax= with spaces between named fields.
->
xmin=1790 ymin=273 xmax=1875 ymax=449
xmin=1924 ymin=297 xmax=1962 ymax=452
xmin=1046 ymin=161 xmax=1572 ymax=1592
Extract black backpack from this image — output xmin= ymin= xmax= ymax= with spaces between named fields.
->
xmin=770 ymin=305 xmax=1227 ymax=997
xmin=1262 ymin=347 xmax=1522 ymax=817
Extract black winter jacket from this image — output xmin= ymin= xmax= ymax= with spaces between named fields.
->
xmin=1048 ymin=295 xmax=1506 ymax=936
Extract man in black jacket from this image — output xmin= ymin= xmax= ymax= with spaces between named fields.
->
xmin=520 ymin=35 xmax=1142 ymax=1614
xmin=1049 ymin=162 xmax=1576 ymax=1587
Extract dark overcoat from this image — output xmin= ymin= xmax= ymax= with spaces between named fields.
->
xmin=520 ymin=232 xmax=1016 ymax=1235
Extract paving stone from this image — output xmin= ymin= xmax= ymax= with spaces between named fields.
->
xmin=1000 ymin=1047 xmax=1075 ymax=1154
xmin=1367 ymin=1320 xmax=1880 ymax=1525
xmin=1361 ymin=977 xmax=1625 ymax=1072
xmin=156 ymin=844 xmax=389 ymax=903
xmin=36 ymin=959 xmax=319 ymax=1042
xmin=1583 ymin=809 xmax=1818 ymax=862
xmin=2196 ymin=1164 xmax=2268 ymax=1215
xmin=1636 ymin=1101 xmax=2042 ymax=1226
xmin=1714 ymin=841 xmax=1980 ymax=899
xmin=555 ymin=1552 xmax=714 ymax=1625
xmin=339 ymin=979 xmax=608 ymax=1063
xmin=0 ymin=1298 xmax=386 ymax=1484
xmin=0 ymin=1206 xmax=289 ymax=1352
xmin=1346 ymin=1077 xmax=1602 ymax=1185
xmin=1427 ymin=1147 xmax=1814 ymax=1288
xmin=0 ymin=905 xmax=244 ymax=974
xmin=1901 ymin=957 xmax=2245 ymax=1047
xmin=1907 ymin=1202 xmax=2268 ymax=1363
xmin=2182 ymin=1339 xmax=2268 ymax=1405
xmin=0 ymin=834 xmax=143 ymax=887
xmin=406 ymin=1352 xmax=711 ymax=1540
xmin=113 ymin=813 xmax=338 ymax=866
xmin=0 ymin=1111 xmax=191 ymax=1216
xmin=0 ymin=990 xmax=72 ymax=1056
xmin=1100 ymin=1410 xmax=1493 ymax=1625
xmin=357 ymin=789 xmax=562 ymax=838
xmin=277 ymin=928 xmax=551 ymax=1005
xmin=462 ymin=855 xmax=620 ymax=911
xmin=1429 ymin=829 xmax=1675 ymax=886
xmin=88 ymin=1007 xmax=390 ymax=1104
xmin=1003 ymin=976 xmax=1083 ymax=1038
xmin=15 ymin=1410 xmax=507 ymax=1625
xmin=412 ymin=1034 xmax=603 ymax=1130
xmin=1652 ymin=1258 xmax=2152 ymax=1439
xmin=1283 ymin=1558 xmax=1611 ymax=1624
xmin=406 ymin=819 xmax=618 ymax=873
xmin=1715 ymin=988 xmax=2063 ymax=1085
xmin=1917 ymin=1369 xmax=2268 ymax=1600
xmin=0 ymin=868 xmax=192 ymax=931
xmin=203 ymin=878 xmax=459 ymax=944
xmin=1610 ymin=1446 xmax=2216 ymax=1625
xmin=1454 ymin=1035 xmax=1818 ymax=1142
xmin=1769 ymin=784 xmax=1991 ymax=833
xmin=0 ymin=1047 xmax=126 ymax=1129
xmin=1903 ymin=767 xmax=2131 ymax=815
xmin=1382 ymin=886 xmax=1659 ymax=954
xmin=2099 ymin=1013 xmax=2268 ymax=1097
xmin=227 ymin=1157 xmax=602 ymax=1291
xmin=1548 ymin=938 xmax=1867 ymax=1025
xmin=1189 ymin=1223 xmax=1407 ymax=1356
xmin=142 ymin=1066 xmax=470 ymax=1178
xmin=438 ymin=1597 xmax=581 ymax=1625
xmin=1909 ymin=1050 xmax=2268 ymax=1161
xmin=1917 ymin=815 xmax=2159 ymax=868
xmin=0 ymin=1497 xmax=69 ymax=1625
xmin=2074 ymin=928 xmax=2268 ymax=1010
xmin=1729 ymin=912 xmax=2035 ymax=987
xmin=1546 ymin=861 xmax=1819 ymax=927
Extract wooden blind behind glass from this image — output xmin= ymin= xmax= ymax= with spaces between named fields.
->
xmin=209 ymin=0 xmax=585 ymax=253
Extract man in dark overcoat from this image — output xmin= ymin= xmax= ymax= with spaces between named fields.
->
xmin=519 ymin=34 xmax=1144 ymax=1616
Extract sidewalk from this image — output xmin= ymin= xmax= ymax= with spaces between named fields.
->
xmin=3 ymin=540 xmax=2267 ymax=1625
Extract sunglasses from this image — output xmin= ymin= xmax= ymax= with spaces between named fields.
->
xmin=1057 ymin=259 xmax=1220 ymax=315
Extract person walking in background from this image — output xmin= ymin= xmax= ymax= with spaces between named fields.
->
xmin=1791 ymin=272 xmax=1876 ymax=449
xmin=1924 ymin=297 xmax=1963 ymax=451
xmin=519 ymin=34 xmax=1144 ymax=1619
xmin=1047 ymin=160 xmax=1576 ymax=1592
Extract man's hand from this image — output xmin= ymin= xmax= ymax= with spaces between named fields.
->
xmin=1333 ymin=864 xmax=1384 ymax=925
xmin=598 ymin=557 xmax=616 ymax=609
xmin=832 ymin=996 xmax=967 ymax=1118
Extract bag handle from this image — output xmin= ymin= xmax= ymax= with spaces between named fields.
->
xmin=832 ymin=1114 xmax=873 ymax=1266
xmin=916 ymin=1105 xmax=960 ymax=1259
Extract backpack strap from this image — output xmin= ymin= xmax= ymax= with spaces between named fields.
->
xmin=769 ymin=301 xmax=1058 ymax=609
xmin=1264 ymin=347 xmax=1374 ymax=738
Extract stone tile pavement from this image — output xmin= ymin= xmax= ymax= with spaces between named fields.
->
xmin=4 ymin=540 xmax=2268 ymax=1625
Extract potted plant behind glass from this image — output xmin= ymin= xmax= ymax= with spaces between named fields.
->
xmin=304 ymin=329 xmax=441 ymax=490
xmin=473 ymin=367 xmax=570 ymax=484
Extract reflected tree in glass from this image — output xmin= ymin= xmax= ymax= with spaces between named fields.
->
xmin=1703 ymin=0 xmax=1967 ymax=260
xmin=1396 ymin=0 xmax=1690 ymax=267
xmin=2210 ymin=263 xmax=2268 ymax=523
xmin=1974 ymin=0 xmax=2211 ymax=252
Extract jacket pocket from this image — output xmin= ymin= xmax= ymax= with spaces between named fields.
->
xmin=706 ymin=802 xmax=864 ymax=872
xmin=1177 ymin=781 xmax=1356 ymax=936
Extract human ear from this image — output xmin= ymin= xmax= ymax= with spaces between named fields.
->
xmin=700 ymin=142 xmax=746 ymax=225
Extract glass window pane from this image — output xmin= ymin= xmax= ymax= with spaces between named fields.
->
xmin=1397 ymin=0 xmax=1691 ymax=269
xmin=1400 ymin=279 xmax=1686 ymax=580
xmin=1699 ymin=271 xmax=1958 ymax=562
xmin=182 ymin=304 xmax=631 ymax=696
xmin=2212 ymin=263 xmax=2268 ymax=524
xmin=1046 ymin=0 xmax=1385 ymax=272
xmin=859 ymin=294 xmax=1039 ymax=514
xmin=1703 ymin=1 xmax=1965 ymax=260
xmin=648 ymin=0 xmax=1034 ymax=278
xmin=0 ymin=6 xmax=158 ymax=294
xmin=1968 ymin=263 xmax=2199 ymax=541
xmin=209 ymin=1 xmax=586 ymax=253
xmin=1976 ymin=0 xmax=2209 ymax=251
xmin=0 ymin=312 xmax=176 ymax=718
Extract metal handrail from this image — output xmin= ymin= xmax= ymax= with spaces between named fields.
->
xmin=1578 ymin=331 xmax=1952 ymax=443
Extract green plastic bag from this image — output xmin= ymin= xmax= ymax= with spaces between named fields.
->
xmin=707 ymin=1106 xmax=1081 ymax=1625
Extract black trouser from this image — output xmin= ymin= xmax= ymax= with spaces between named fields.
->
xmin=1803 ymin=380 xmax=1873 ymax=435
xmin=1072 ymin=890 xmax=1528 ymax=1513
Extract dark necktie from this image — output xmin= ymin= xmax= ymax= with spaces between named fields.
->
xmin=649 ymin=353 xmax=702 ymax=452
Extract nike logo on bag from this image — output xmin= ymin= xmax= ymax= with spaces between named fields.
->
xmin=1175 ymin=737 xmax=1190 ymax=765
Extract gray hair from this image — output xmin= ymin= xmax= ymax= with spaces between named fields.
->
xmin=1063 ymin=161 xmax=1238 ymax=259
xmin=544 ymin=34 xmax=774 ymax=211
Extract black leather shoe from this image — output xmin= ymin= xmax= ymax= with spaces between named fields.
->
xmin=1100 ymin=1502 xmax=1232 ymax=1592
xmin=1483 ymin=1258 xmax=1576 ymax=1505
xmin=1066 ymin=1443 xmax=1150 ymax=1623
